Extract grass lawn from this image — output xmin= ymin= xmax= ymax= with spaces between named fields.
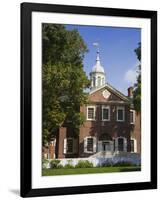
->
xmin=42 ymin=166 xmax=141 ymax=176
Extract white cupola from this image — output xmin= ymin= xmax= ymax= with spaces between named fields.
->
xmin=90 ymin=45 xmax=106 ymax=90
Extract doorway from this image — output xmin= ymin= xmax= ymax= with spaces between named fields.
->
xmin=102 ymin=141 xmax=111 ymax=151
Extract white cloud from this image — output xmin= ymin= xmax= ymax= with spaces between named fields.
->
xmin=124 ymin=68 xmax=137 ymax=85
xmin=124 ymin=61 xmax=139 ymax=85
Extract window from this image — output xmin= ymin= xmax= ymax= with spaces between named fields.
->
xmin=64 ymin=138 xmax=74 ymax=154
xmin=98 ymin=76 xmax=101 ymax=86
xmin=130 ymin=110 xmax=135 ymax=124
xmin=87 ymin=106 xmax=95 ymax=120
xmin=130 ymin=140 xmax=134 ymax=152
xmin=67 ymin=138 xmax=73 ymax=153
xmin=115 ymin=137 xmax=127 ymax=152
xmin=102 ymin=106 xmax=110 ymax=121
xmin=87 ymin=138 xmax=93 ymax=152
xmin=117 ymin=106 xmax=125 ymax=121
xmin=84 ymin=136 xmax=97 ymax=153
xmin=102 ymin=77 xmax=105 ymax=85
xmin=93 ymin=77 xmax=96 ymax=87
xmin=118 ymin=138 xmax=124 ymax=151
xmin=130 ymin=138 xmax=137 ymax=152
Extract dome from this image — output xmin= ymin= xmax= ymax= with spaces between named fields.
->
xmin=91 ymin=51 xmax=105 ymax=73
xmin=92 ymin=62 xmax=105 ymax=73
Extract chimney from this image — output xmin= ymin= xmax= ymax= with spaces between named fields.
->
xmin=128 ymin=87 xmax=133 ymax=98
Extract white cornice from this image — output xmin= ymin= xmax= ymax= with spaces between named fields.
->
xmin=89 ymin=82 xmax=131 ymax=102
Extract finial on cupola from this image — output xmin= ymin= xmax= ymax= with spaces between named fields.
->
xmin=93 ymin=42 xmax=101 ymax=63
xmin=90 ymin=42 xmax=106 ymax=90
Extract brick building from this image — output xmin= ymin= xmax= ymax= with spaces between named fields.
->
xmin=43 ymin=49 xmax=141 ymax=159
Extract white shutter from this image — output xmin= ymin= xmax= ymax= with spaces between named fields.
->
xmin=63 ymin=138 xmax=67 ymax=154
xmin=134 ymin=139 xmax=137 ymax=153
xmin=110 ymin=141 xmax=114 ymax=152
xmin=84 ymin=137 xmax=87 ymax=153
xmin=132 ymin=138 xmax=137 ymax=153
xmin=124 ymin=138 xmax=127 ymax=152
xmin=73 ymin=138 xmax=78 ymax=154
xmin=93 ymin=137 xmax=97 ymax=153
xmin=115 ymin=138 xmax=118 ymax=152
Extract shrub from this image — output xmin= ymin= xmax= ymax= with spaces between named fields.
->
xmin=75 ymin=160 xmax=93 ymax=168
xmin=56 ymin=164 xmax=64 ymax=169
xmin=50 ymin=159 xmax=61 ymax=168
xmin=42 ymin=159 xmax=49 ymax=169
xmin=99 ymin=160 xmax=137 ymax=167
xmin=64 ymin=160 xmax=74 ymax=169
xmin=99 ymin=159 xmax=113 ymax=167
xmin=101 ymin=162 xmax=113 ymax=167
xmin=113 ymin=161 xmax=136 ymax=167
xmin=64 ymin=164 xmax=74 ymax=169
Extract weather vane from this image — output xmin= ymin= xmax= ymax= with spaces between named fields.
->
xmin=93 ymin=42 xmax=100 ymax=53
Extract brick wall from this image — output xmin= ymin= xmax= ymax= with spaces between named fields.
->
xmin=79 ymin=103 xmax=131 ymax=157
xmin=51 ymin=86 xmax=141 ymax=158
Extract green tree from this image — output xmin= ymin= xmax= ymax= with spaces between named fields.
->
xmin=133 ymin=42 xmax=141 ymax=112
xmin=42 ymin=24 xmax=90 ymax=144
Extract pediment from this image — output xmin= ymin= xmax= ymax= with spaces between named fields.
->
xmin=88 ymin=83 xmax=130 ymax=103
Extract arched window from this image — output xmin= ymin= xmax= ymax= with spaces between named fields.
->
xmin=102 ymin=77 xmax=104 ymax=85
xmin=114 ymin=137 xmax=127 ymax=152
xmin=93 ymin=77 xmax=96 ymax=87
xmin=98 ymin=76 xmax=101 ymax=86
xmin=118 ymin=138 xmax=124 ymax=151
xmin=84 ymin=136 xmax=97 ymax=153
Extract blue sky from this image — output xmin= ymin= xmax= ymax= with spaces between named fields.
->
xmin=66 ymin=25 xmax=141 ymax=95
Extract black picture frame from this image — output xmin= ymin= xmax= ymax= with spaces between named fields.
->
xmin=21 ymin=2 xmax=157 ymax=197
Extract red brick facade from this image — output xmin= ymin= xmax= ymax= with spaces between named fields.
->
xmin=43 ymin=84 xmax=141 ymax=159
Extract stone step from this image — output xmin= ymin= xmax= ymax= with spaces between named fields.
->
xmin=90 ymin=151 xmax=114 ymax=158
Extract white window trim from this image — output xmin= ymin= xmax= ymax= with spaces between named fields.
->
xmin=117 ymin=106 xmax=125 ymax=122
xmin=130 ymin=138 xmax=137 ymax=153
xmin=84 ymin=136 xmax=97 ymax=153
xmin=115 ymin=137 xmax=127 ymax=152
xmin=102 ymin=105 xmax=110 ymax=121
xmin=87 ymin=105 xmax=96 ymax=121
xmin=64 ymin=137 xmax=74 ymax=154
xmin=130 ymin=110 xmax=135 ymax=124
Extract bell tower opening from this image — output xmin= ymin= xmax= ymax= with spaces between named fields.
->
xmin=90 ymin=43 xmax=106 ymax=91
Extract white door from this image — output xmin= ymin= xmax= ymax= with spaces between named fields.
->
xmin=102 ymin=141 xmax=111 ymax=151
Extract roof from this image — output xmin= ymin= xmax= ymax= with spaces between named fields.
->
xmin=89 ymin=82 xmax=131 ymax=102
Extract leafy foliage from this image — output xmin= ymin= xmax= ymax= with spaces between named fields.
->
xmin=133 ymin=42 xmax=141 ymax=112
xmin=112 ymin=161 xmax=137 ymax=167
xmin=42 ymin=24 xmax=90 ymax=143
xmin=75 ymin=160 xmax=93 ymax=168
xmin=63 ymin=160 xmax=74 ymax=168
xmin=42 ymin=159 xmax=49 ymax=169
xmin=50 ymin=159 xmax=61 ymax=168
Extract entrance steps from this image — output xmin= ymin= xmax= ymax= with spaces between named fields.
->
xmin=90 ymin=151 xmax=114 ymax=158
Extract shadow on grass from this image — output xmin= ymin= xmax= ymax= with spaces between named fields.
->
xmin=119 ymin=167 xmax=141 ymax=172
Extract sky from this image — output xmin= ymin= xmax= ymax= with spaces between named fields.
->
xmin=66 ymin=25 xmax=141 ymax=95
